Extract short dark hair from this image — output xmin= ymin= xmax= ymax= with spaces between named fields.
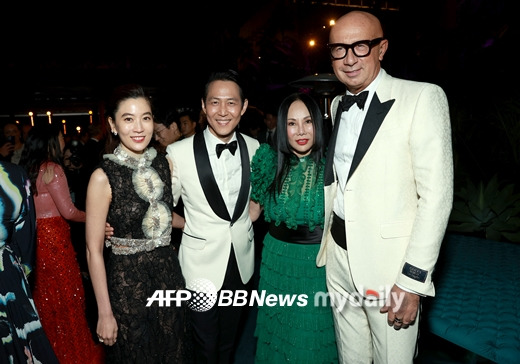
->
xmin=203 ymin=69 xmax=245 ymax=105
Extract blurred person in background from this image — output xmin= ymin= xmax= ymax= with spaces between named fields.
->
xmin=1 ymin=122 xmax=25 ymax=164
xmin=240 ymin=106 xmax=265 ymax=140
xmin=78 ymin=123 xmax=106 ymax=206
xmin=22 ymin=124 xmax=32 ymax=141
xmin=62 ymin=132 xmax=86 ymax=201
xmin=179 ymin=109 xmax=199 ymax=138
xmin=153 ymin=108 xmax=182 ymax=153
xmin=19 ymin=124 xmax=105 ymax=364
xmin=153 ymin=107 xmax=184 ymax=251
xmin=62 ymin=130 xmax=90 ymax=277
xmin=257 ymin=106 xmax=277 ymax=147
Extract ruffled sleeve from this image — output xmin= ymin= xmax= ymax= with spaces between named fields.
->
xmin=250 ymin=144 xmax=276 ymax=206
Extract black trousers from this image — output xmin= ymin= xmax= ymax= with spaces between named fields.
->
xmin=190 ymin=246 xmax=247 ymax=364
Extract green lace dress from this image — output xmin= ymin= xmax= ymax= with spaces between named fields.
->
xmin=251 ymin=144 xmax=338 ymax=363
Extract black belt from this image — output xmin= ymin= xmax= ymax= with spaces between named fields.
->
xmin=269 ymin=222 xmax=323 ymax=244
xmin=331 ymin=212 xmax=347 ymax=250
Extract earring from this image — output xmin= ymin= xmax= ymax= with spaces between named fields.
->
xmin=113 ymin=130 xmax=118 ymax=136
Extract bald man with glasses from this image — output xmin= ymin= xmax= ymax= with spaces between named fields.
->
xmin=317 ymin=10 xmax=453 ymax=363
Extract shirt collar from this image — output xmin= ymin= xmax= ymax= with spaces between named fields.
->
xmin=204 ymin=128 xmax=237 ymax=153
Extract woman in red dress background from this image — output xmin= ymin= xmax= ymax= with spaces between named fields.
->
xmin=19 ymin=124 xmax=104 ymax=364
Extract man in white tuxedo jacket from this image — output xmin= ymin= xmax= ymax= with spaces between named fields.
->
xmin=317 ymin=11 xmax=453 ymax=363
xmin=167 ymin=70 xmax=259 ymax=364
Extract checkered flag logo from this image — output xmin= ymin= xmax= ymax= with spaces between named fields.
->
xmin=186 ymin=278 xmax=218 ymax=312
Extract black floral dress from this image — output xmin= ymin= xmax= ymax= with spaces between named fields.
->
xmin=100 ymin=147 xmax=193 ymax=363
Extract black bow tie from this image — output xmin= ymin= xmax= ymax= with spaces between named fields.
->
xmin=216 ymin=140 xmax=238 ymax=158
xmin=341 ymin=91 xmax=369 ymax=111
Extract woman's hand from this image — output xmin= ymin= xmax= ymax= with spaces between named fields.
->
xmin=97 ymin=313 xmax=118 ymax=346
xmin=249 ymin=200 xmax=263 ymax=222
xmin=0 ymin=142 xmax=14 ymax=157
xmin=105 ymin=222 xmax=114 ymax=240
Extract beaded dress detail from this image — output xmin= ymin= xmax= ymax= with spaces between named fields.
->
xmin=251 ymin=144 xmax=337 ymax=363
xmin=100 ymin=146 xmax=192 ymax=363
xmin=32 ymin=162 xmax=104 ymax=364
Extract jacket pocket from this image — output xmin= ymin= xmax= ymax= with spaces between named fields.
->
xmin=182 ymin=232 xmax=206 ymax=250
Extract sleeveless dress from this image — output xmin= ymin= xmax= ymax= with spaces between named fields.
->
xmin=251 ymin=144 xmax=338 ymax=363
xmin=0 ymin=161 xmax=59 ymax=363
xmin=32 ymin=162 xmax=105 ymax=364
xmin=100 ymin=146 xmax=192 ymax=363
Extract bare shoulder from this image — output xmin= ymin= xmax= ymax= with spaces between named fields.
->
xmin=89 ymin=167 xmax=109 ymax=186
xmin=87 ymin=167 xmax=111 ymax=203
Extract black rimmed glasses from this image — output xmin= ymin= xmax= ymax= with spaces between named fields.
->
xmin=327 ymin=38 xmax=385 ymax=59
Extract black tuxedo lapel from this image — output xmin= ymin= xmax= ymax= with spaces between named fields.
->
xmin=231 ymin=133 xmax=250 ymax=224
xmin=193 ymin=132 xmax=250 ymax=223
xmin=348 ymin=94 xmax=394 ymax=180
xmin=194 ymin=132 xmax=231 ymax=221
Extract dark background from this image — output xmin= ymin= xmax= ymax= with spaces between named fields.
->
xmin=1 ymin=0 xmax=519 ymax=184
xmin=1 ymin=1 xmax=516 ymax=112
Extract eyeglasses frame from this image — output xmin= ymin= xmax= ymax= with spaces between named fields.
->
xmin=327 ymin=37 xmax=385 ymax=60
xmin=154 ymin=127 xmax=168 ymax=138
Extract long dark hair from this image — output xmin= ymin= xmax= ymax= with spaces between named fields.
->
xmin=19 ymin=123 xmax=63 ymax=196
xmin=270 ymin=92 xmax=325 ymax=195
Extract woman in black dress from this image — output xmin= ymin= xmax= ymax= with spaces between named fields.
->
xmin=85 ymin=84 xmax=192 ymax=363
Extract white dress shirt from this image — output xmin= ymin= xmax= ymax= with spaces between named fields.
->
xmin=204 ymin=129 xmax=241 ymax=216
xmin=333 ymin=69 xmax=383 ymax=220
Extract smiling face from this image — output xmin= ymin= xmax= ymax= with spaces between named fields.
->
xmin=202 ymin=80 xmax=248 ymax=143
xmin=329 ymin=11 xmax=388 ymax=94
xmin=286 ymin=99 xmax=315 ymax=158
xmin=108 ymin=97 xmax=154 ymax=155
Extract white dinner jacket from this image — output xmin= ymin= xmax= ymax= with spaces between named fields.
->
xmin=167 ymin=131 xmax=260 ymax=290
xmin=317 ymin=69 xmax=454 ymax=297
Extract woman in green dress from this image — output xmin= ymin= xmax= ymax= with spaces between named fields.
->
xmin=250 ymin=92 xmax=338 ymax=363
